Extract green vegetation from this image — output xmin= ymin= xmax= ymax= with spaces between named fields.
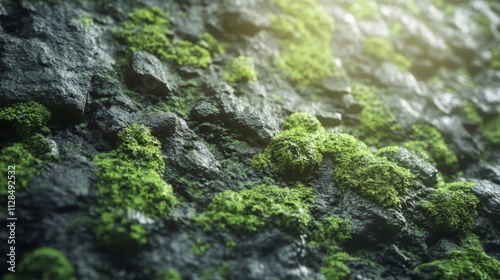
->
xmin=0 ymin=144 xmax=39 ymax=193
xmin=223 ymin=56 xmax=258 ymax=83
xmin=416 ymin=235 xmax=500 ymax=279
xmin=254 ymin=112 xmax=412 ymax=208
xmin=410 ymin=124 xmax=458 ymax=172
xmin=113 ymin=6 xmax=222 ymax=68
xmin=0 ymin=101 xmax=51 ymax=138
xmin=196 ymin=184 xmax=314 ymax=234
xmin=157 ymin=269 xmax=182 ymax=280
xmin=201 ymin=263 xmax=230 ymax=280
xmin=350 ymin=84 xmax=400 ymax=145
xmin=422 ymin=182 xmax=478 ymax=235
xmin=483 ymin=116 xmax=500 ymax=144
xmin=93 ymin=124 xmax=178 ymax=246
xmin=348 ymin=0 xmax=380 ymax=19
xmin=272 ymin=0 xmax=335 ymax=85
xmin=191 ymin=240 xmax=211 ymax=256
xmin=362 ymin=37 xmax=412 ymax=71
xmin=320 ymin=251 xmax=356 ymax=280
xmin=463 ymin=101 xmax=483 ymax=124
xmin=491 ymin=49 xmax=500 ymax=69
xmin=4 ymin=247 xmax=76 ymax=280
xmin=312 ymin=216 xmax=352 ymax=246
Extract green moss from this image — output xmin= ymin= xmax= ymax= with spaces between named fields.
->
xmin=421 ymin=186 xmax=478 ymax=235
xmin=272 ymin=0 xmax=335 ymax=85
xmin=201 ymin=263 xmax=230 ymax=280
xmin=312 ymin=216 xmax=352 ymax=245
xmin=350 ymin=84 xmax=400 ymax=145
xmin=82 ymin=16 xmax=93 ymax=29
xmin=156 ymin=269 xmax=182 ymax=280
xmin=348 ymin=0 xmax=380 ymax=20
xmin=223 ymin=56 xmax=258 ymax=83
xmin=0 ymin=102 xmax=51 ymax=138
xmin=411 ymin=124 xmax=458 ymax=171
xmin=463 ymin=101 xmax=483 ymax=124
xmin=282 ymin=112 xmax=324 ymax=133
xmin=362 ymin=37 xmax=412 ymax=72
xmin=335 ymin=156 xmax=413 ymax=208
xmin=3 ymin=247 xmax=76 ymax=280
xmin=483 ymin=116 xmax=500 ymax=144
xmin=93 ymin=124 xmax=178 ymax=246
xmin=114 ymin=6 xmax=220 ymax=68
xmin=191 ymin=240 xmax=211 ymax=256
xmin=320 ymin=251 xmax=355 ymax=280
xmin=21 ymin=134 xmax=54 ymax=159
xmin=415 ymin=239 xmax=500 ymax=279
xmin=0 ymin=144 xmax=39 ymax=194
xmin=196 ymin=184 xmax=314 ymax=234
xmin=491 ymin=49 xmax=500 ymax=69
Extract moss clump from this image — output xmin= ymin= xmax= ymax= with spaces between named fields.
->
xmin=410 ymin=124 xmax=458 ymax=172
xmin=93 ymin=124 xmax=178 ymax=246
xmin=483 ymin=116 xmax=500 ymax=144
xmin=3 ymin=247 xmax=76 ymax=280
xmin=335 ymin=156 xmax=413 ymax=208
xmin=415 ymin=235 xmax=500 ymax=279
xmin=421 ymin=183 xmax=478 ymax=235
xmin=114 ymin=6 xmax=221 ymax=68
xmin=252 ymin=113 xmax=325 ymax=176
xmin=156 ymin=269 xmax=182 ymax=280
xmin=0 ymin=102 xmax=51 ymax=138
xmin=272 ymin=0 xmax=335 ymax=85
xmin=362 ymin=37 xmax=412 ymax=71
xmin=196 ymin=184 xmax=314 ymax=234
xmin=320 ymin=251 xmax=356 ymax=280
xmin=463 ymin=101 xmax=483 ymax=124
xmin=348 ymin=0 xmax=380 ymax=20
xmin=350 ymin=84 xmax=400 ymax=145
xmin=223 ymin=56 xmax=258 ymax=83
xmin=0 ymin=144 xmax=39 ymax=198
xmin=312 ymin=216 xmax=352 ymax=246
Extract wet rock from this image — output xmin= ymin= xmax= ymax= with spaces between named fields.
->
xmin=190 ymin=101 xmax=219 ymax=122
xmin=217 ymin=93 xmax=279 ymax=144
xmin=316 ymin=112 xmax=343 ymax=127
xmin=127 ymin=51 xmax=177 ymax=97
xmin=471 ymin=180 xmax=500 ymax=229
xmin=138 ymin=112 xmax=221 ymax=178
xmin=0 ymin=5 xmax=109 ymax=122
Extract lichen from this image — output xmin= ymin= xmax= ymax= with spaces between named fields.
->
xmin=421 ymin=182 xmax=478 ymax=235
xmin=93 ymin=124 xmax=178 ymax=246
xmin=362 ymin=37 xmax=412 ymax=72
xmin=196 ymin=184 xmax=314 ymax=234
xmin=0 ymin=102 xmax=51 ymax=138
xmin=3 ymin=247 xmax=76 ymax=280
xmin=272 ymin=0 xmax=335 ymax=85
xmin=223 ymin=56 xmax=258 ymax=83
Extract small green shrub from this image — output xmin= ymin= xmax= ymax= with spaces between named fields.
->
xmin=0 ymin=102 xmax=51 ymax=138
xmin=196 ymin=184 xmax=314 ymax=234
xmin=4 ymin=247 xmax=76 ymax=280
xmin=223 ymin=56 xmax=258 ymax=83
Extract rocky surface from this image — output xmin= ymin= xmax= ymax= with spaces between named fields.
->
xmin=0 ymin=0 xmax=500 ymax=279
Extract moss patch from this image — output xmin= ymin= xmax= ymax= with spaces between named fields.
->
xmin=320 ymin=251 xmax=356 ymax=280
xmin=0 ymin=101 xmax=51 ymax=138
xmin=272 ymin=0 xmax=335 ymax=85
xmin=156 ymin=269 xmax=182 ymax=280
xmin=421 ymin=182 xmax=478 ymax=235
xmin=113 ymin=6 xmax=221 ymax=68
xmin=483 ymin=116 xmax=500 ymax=145
xmin=196 ymin=184 xmax=314 ymax=234
xmin=93 ymin=124 xmax=178 ymax=247
xmin=4 ymin=247 xmax=76 ymax=280
xmin=223 ymin=56 xmax=258 ymax=83
xmin=348 ymin=0 xmax=380 ymax=20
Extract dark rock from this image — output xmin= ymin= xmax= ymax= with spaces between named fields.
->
xmin=127 ymin=51 xmax=177 ymax=97
xmin=318 ymin=75 xmax=351 ymax=97
xmin=138 ymin=112 xmax=221 ymax=178
xmin=190 ymin=102 xmax=219 ymax=122
xmin=0 ymin=5 xmax=111 ymax=123
xmin=316 ymin=112 xmax=343 ymax=127
xmin=217 ymin=93 xmax=279 ymax=144
xmin=471 ymin=180 xmax=500 ymax=229
xmin=222 ymin=9 xmax=270 ymax=36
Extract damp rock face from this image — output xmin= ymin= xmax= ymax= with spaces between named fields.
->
xmin=1 ymin=0 xmax=500 ymax=279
